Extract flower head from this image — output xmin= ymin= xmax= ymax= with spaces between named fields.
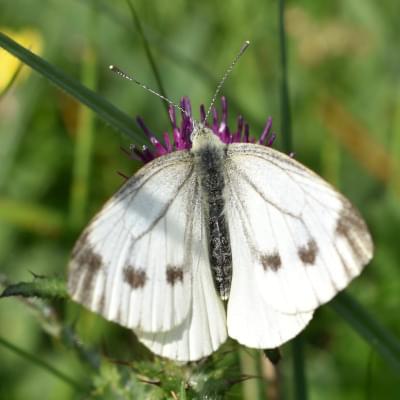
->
xmin=0 ymin=28 xmax=43 ymax=91
xmin=131 ymin=96 xmax=276 ymax=163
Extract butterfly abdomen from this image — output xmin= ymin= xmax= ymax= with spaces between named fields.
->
xmin=192 ymin=130 xmax=232 ymax=300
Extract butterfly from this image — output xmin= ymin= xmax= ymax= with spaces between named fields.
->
xmin=67 ymin=43 xmax=373 ymax=362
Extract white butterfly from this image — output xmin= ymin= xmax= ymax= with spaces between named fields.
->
xmin=68 ymin=117 xmax=373 ymax=361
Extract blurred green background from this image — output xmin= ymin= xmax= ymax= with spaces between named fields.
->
xmin=0 ymin=0 xmax=399 ymax=399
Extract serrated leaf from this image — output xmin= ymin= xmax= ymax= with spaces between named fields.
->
xmin=1 ymin=276 xmax=67 ymax=299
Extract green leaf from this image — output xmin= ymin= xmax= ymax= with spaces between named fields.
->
xmin=1 ymin=276 xmax=67 ymax=299
xmin=61 ymin=326 xmax=101 ymax=370
xmin=330 ymin=292 xmax=400 ymax=374
xmin=0 ymin=31 xmax=145 ymax=145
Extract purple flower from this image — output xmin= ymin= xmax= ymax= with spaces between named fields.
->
xmin=130 ymin=96 xmax=276 ymax=163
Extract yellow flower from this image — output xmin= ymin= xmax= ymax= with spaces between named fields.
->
xmin=0 ymin=28 xmax=43 ymax=91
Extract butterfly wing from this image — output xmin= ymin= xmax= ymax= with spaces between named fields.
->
xmin=135 ymin=191 xmax=227 ymax=360
xmin=68 ymin=150 xmax=227 ymax=360
xmin=224 ymin=143 xmax=373 ymax=346
xmin=227 ymin=207 xmax=313 ymax=348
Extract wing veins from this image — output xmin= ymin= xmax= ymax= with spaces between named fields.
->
xmin=228 ymin=148 xmax=357 ymax=314
xmin=297 ymin=181 xmax=347 ymax=215
xmin=196 ymin=184 xmax=215 ymax=349
xmin=227 ymin=162 xmax=301 ymax=219
xmin=260 ymin=186 xmax=304 ymax=316
xmin=280 ymin=211 xmax=331 ymax=307
xmin=102 ymin=218 xmax=133 ymax=317
xmin=231 ymin=149 xmax=339 ymax=200
xmin=304 ymin=197 xmax=355 ymax=280
xmin=124 ymin=165 xmax=195 ymax=243
xmin=231 ymin=151 xmax=314 ymax=181
xmin=225 ymin=173 xmax=259 ymax=254
xmin=184 ymin=179 xmax=202 ymax=274
xmin=304 ymin=198 xmax=355 ymax=279
xmin=233 ymin=152 xmax=346 ymax=215
xmin=227 ymin=171 xmax=303 ymax=316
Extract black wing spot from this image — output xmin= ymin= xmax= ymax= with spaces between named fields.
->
xmin=166 ymin=265 xmax=184 ymax=286
xmin=298 ymin=239 xmax=318 ymax=265
xmin=335 ymin=206 xmax=369 ymax=261
xmin=70 ymin=232 xmax=104 ymax=304
xmin=261 ymin=252 xmax=282 ymax=271
xmin=123 ymin=265 xmax=147 ymax=289
xmin=76 ymin=246 xmax=103 ymax=272
xmin=72 ymin=231 xmax=103 ymax=273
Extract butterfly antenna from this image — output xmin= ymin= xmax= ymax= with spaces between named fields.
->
xmin=109 ymin=65 xmax=190 ymax=118
xmin=204 ymin=40 xmax=250 ymax=122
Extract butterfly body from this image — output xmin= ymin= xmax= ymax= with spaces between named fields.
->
xmin=191 ymin=125 xmax=232 ymax=300
xmin=68 ymin=123 xmax=373 ymax=361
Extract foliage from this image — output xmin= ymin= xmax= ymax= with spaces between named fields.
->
xmin=0 ymin=0 xmax=400 ymax=398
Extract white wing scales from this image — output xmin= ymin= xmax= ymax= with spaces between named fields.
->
xmin=136 ymin=196 xmax=227 ymax=360
xmin=69 ymin=135 xmax=373 ymax=360
xmin=225 ymin=143 xmax=373 ymax=319
xmin=68 ymin=150 xmax=227 ymax=360
xmin=226 ymin=200 xmax=313 ymax=348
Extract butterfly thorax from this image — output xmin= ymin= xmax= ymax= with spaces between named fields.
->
xmin=191 ymin=126 xmax=232 ymax=300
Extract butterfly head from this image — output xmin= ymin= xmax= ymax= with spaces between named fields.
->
xmin=190 ymin=121 xmax=223 ymax=152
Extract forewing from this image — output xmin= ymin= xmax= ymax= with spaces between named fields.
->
xmin=69 ymin=151 xmax=196 ymax=332
xmin=225 ymin=143 xmax=373 ymax=315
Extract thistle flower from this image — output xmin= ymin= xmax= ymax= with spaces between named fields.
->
xmin=131 ymin=96 xmax=276 ymax=163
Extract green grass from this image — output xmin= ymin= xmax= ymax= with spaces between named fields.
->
xmin=1 ymin=0 xmax=400 ymax=398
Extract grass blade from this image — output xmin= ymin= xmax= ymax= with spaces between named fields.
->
xmin=277 ymin=0 xmax=307 ymax=397
xmin=126 ymin=0 xmax=169 ymax=116
xmin=0 ymin=336 xmax=86 ymax=391
xmin=278 ymin=0 xmax=292 ymax=153
xmin=291 ymin=335 xmax=308 ymax=400
xmin=330 ymin=292 xmax=400 ymax=374
xmin=0 ymin=31 xmax=145 ymax=145
xmin=69 ymin=46 xmax=97 ymax=229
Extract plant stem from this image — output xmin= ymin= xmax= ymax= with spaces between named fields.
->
xmin=278 ymin=0 xmax=292 ymax=153
xmin=278 ymin=0 xmax=307 ymax=398
xmin=291 ymin=335 xmax=308 ymax=400
xmin=126 ymin=0 xmax=170 ymax=117
xmin=0 ymin=336 xmax=86 ymax=391
xmin=331 ymin=292 xmax=400 ymax=374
